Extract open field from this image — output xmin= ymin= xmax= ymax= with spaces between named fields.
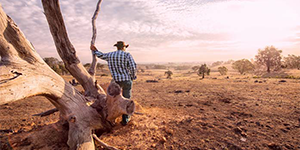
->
xmin=1 ymin=69 xmax=300 ymax=149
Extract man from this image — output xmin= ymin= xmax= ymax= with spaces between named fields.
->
xmin=90 ymin=41 xmax=137 ymax=125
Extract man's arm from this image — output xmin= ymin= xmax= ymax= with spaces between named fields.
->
xmin=90 ymin=45 xmax=108 ymax=61
xmin=127 ymin=53 xmax=137 ymax=80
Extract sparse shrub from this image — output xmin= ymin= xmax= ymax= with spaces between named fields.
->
xmin=232 ymin=59 xmax=255 ymax=75
xmin=197 ymin=64 xmax=210 ymax=79
xmin=165 ymin=70 xmax=173 ymax=79
xmin=218 ymin=66 xmax=228 ymax=75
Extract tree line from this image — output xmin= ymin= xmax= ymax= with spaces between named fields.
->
xmin=193 ymin=46 xmax=300 ymax=77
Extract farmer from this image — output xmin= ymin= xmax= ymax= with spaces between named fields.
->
xmin=90 ymin=41 xmax=137 ymax=125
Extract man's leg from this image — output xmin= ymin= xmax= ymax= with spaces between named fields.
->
xmin=116 ymin=80 xmax=132 ymax=125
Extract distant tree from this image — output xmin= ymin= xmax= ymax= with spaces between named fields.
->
xmin=43 ymin=57 xmax=67 ymax=75
xmin=192 ymin=66 xmax=199 ymax=72
xmin=255 ymin=46 xmax=282 ymax=73
xmin=197 ymin=64 xmax=210 ymax=79
xmin=58 ymin=63 xmax=69 ymax=75
xmin=283 ymin=55 xmax=300 ymax=70
xmin=218 ymin=66 xmax=228 ymax=75
xmin=164 ymin=70 xmax=173 ymax=79
xmin=44 ymin=57 xmax=60 ymax=66
xmin=211 ymin=61 xmax=223 ymax=67
xmin=232 ymin=59 xmax=255 ymax=74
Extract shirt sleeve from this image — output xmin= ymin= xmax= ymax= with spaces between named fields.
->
xmin=93 ymin=50 xmax=109 ymax=61
xmin=127 ymin=53 xmax=137 ymax=80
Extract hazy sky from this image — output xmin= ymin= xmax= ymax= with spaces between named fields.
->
xmin=1 ymin=0 xmax=300 ymax=63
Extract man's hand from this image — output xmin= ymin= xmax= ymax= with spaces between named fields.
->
xmin=90 ymin=45 xmax=97 ymax=51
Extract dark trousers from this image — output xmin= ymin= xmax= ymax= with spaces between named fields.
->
xmin=115 ymin=80 xmax=132 ymax=124
xmin=116 ymin=80 xmax=132 ymax=99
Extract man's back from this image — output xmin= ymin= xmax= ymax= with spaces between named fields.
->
xmin=94 ymin=50 xmax=136 ymax=82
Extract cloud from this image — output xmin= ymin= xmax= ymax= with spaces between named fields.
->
xmin=1 ymin=0 xmax=300 ymax=63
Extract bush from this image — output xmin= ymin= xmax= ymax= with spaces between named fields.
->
xmin=232 ymin=59 xmax=254 ymax=75
xmin=218 ymin=66 xmax=228 ymax=75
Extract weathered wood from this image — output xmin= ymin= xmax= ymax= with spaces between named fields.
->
xmin=88 ymin=0 xmax=102 ymax=77
xmin=93 ymin=134 xmax=118 ymax=150
xmin=0 ymin=1 xmax=136 ymax=149
xmin=41 ymin=0 xmax=105 ymax=97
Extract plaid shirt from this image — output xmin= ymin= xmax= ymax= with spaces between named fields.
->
xmin=93 ymin=49 xmax=137 ymax=82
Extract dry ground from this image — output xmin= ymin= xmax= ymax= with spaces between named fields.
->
xmin=1 ymin=70 xmax=300 ymax=149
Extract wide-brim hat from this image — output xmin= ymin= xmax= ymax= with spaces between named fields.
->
xmin=114 ymin=41 xmax=129 ymax=48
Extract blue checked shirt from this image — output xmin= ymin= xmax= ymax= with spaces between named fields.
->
xmin=93 ymin=49 xmax=137 ymax=82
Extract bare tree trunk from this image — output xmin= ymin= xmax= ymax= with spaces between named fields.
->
xmin=0 ymin=1 xmax=135 ymax=149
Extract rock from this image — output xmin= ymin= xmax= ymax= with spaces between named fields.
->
xmin=279 ymin=80 xmax=287 ymax=83
xmin=174 ymin=90 xmax=183 ymax=93
xmin=240 ymin=137 xmax=247 ymax=142
xmin=254 ymin=80 xmax=259 ymax=83
xmin=160 ymin=136 xmax=167 ymax=143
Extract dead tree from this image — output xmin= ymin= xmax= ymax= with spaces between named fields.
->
xmin=0 ymin=0 xmax=135 ymax=150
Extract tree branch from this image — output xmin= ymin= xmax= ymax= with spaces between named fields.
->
xmin=93 ymin=134 xmax=118 ymax=150
xmin=41 ymin=0 xmax=105 ymax=97
xmin=88 ymin=0 xmax=103 ymax=77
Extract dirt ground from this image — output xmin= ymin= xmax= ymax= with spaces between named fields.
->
xmin=1 ymin=70 xmax=300 ymax=149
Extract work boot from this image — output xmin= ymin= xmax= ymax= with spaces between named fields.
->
xmin=121 ymin=114 xmax=131 ymax=126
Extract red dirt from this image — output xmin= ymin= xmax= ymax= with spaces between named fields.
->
xmin=1 ymin=74 xmax=300 ymax=149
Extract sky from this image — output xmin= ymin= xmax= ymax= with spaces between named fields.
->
xmin=1 ymin=0 xmax=300 ymax=63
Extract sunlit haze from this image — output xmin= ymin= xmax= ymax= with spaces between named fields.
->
xmin=1 ymin=0 xmax=300 ymax=63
